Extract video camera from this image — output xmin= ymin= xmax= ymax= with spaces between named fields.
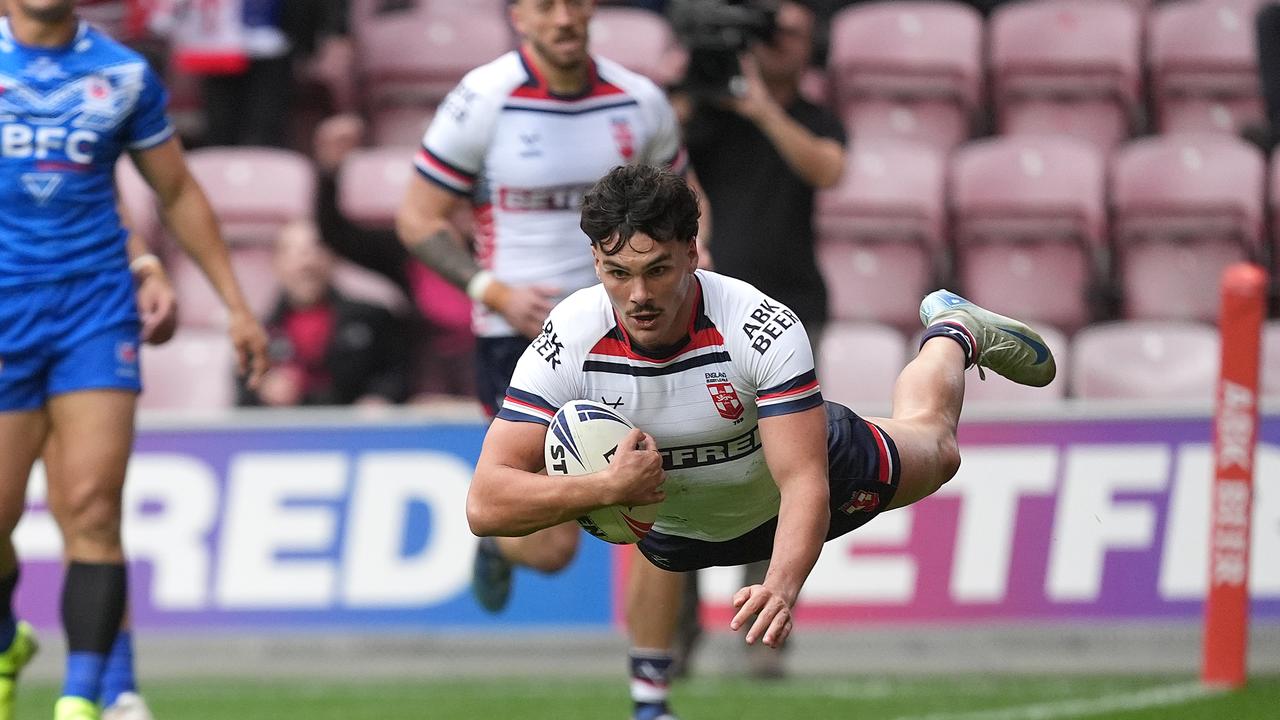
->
xmin=667 ymin=0 xmax=780 ymax=99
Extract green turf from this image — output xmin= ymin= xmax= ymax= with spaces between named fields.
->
xmin=14 ymin=675 xmax=1280 ymax=719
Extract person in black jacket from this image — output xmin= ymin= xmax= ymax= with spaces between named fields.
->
xmin=238 ymin=219 xmax=411 ymax=407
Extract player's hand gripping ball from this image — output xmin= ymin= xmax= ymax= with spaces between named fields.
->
xmin=544 ymin=400 xmax=661 ymax=544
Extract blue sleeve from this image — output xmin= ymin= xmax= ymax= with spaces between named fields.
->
xmin=125 ymin=64 xmax=174 ymax=150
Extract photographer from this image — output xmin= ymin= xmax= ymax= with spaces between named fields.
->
xmin=670 ymin=0 xmax=846 ymax=679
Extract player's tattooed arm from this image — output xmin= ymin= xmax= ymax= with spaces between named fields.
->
xmin=408 ymin=227 xmax=480 ymax=289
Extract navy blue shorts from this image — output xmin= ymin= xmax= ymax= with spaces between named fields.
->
xmin=474 ymin=335 xmax=531 ymax=417
xmin=637 ymin=401 xmax=901 ymax=572
xmin=0 ymin=268 xmax=141 ymax=412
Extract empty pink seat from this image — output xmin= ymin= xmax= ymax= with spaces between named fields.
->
xmin=589 ymin=7 xmax=685 ymax=86
xmin=358 ymin=6 xmax=512 ymax=121
xmin=170 ymin=245 xmax=279 ymax=328
xmin=371 ymin=106 xmax=435 ymax=148
xmin=816 ymin=140 xmax=945 ymax=329
xmin=186 ymin=147 xmax=316 ymax=245
xmin=140 ymin=328 xmax=237 ymax=411
xmin=950 ymin=135 xmax=1106 ymax=331
xmin=1148 ymin=1 xmax=1263 ymax=135
xmin=989 ymin=0 xmax=1141 ymax=152
xmin=963 ymin=324 xmax=1068 ymax=406
xmin=1071 ymin=320 xmax=1218 ymax=401
xmin=817 ymin=322 xmax=907 ymax=409
xmin=827 ymin=1 xmax=982 ymax=152
xmin=1263 ymin=320 xmax=1280 ymax=402
xmin=1111 ymin=134 xmax=1265 ymax=322
xmin=338 ymin=147 xmax=417 ymax=228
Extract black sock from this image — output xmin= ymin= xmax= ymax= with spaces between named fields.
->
xmin=61 ymin=562 xmax=127 ymax=654
xmin=0 ymin=569 xmax=17 ymax=649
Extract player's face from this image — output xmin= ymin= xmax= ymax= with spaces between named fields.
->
xmin=752 ymin=2 xmax=813 ymax=83
xmin=11 ymin=0 xmax=76 ymax=24
xmin=275 ymin=222 xmax=335 ymax=308
xmin=594 ymin=232 xmax=699 ymax=349
xmin=510 ymin=0 xmax=594 ymax=73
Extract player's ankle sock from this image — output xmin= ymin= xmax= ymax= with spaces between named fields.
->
xmin=99 ymin=630 xmax=137 ymax=707
xmin=0 ymin=569 xmax=17 ymax=650
xmin=60 ymin=562 xmax=126 ymax=701
xmin=920 ymin=321 xmax=978 ymax=368
xmin=630 ymin=648 xmax=674 ymax=719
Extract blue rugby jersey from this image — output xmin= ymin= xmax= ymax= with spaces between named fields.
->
xmin=0 ymin=17 xmax=173 ymax=286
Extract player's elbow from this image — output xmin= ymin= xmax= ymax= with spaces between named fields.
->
xmin=466 ymin=491 xmax=501 ymax=537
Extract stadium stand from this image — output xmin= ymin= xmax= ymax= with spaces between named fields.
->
xmin=139 ymin=327 xmax=238 ymax=411
xmin=826 ymin=0 xmax=983 ymax=152
xmin=1071 ymin=320 xmax=1219 ymax=401
xmin=1110 ymin=133 xmax=1265 ymax=323
xmin=356 ymin=3 xmax=512 ymax=142
xmin=336 ymin=146 xmax=417 ymax=227
xmin=1147 ymin=0 xmax=1263 ymax=135
xmin=186 ymin=147 xmax=318 ymax=245
xmin=588 ymin=6 xmax=685 ymax=86
xmin=949 ymin=134 xmax=1107 ymax=332
xmin=816 ymin=140 xmax=946 ymax=329
xmin=988 ymin=0 xmax=1141 ymax=153
xmin=816 ymin=321 xmax=907 ymax=408
xmin=1265 ymin=320 xmax=1280 ymax=401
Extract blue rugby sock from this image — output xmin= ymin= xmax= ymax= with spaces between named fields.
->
xmin=630 ymin=649 xmax=674 ymax=719
xmin=0 ymin=569 xmax=17 ymax=651
xmin=63 ymin=651 xmax=107 ymax=701
xmin=99 ymin=630 xmax=137 ymax=707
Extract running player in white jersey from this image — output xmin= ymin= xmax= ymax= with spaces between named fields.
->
xmin=469 ymin=165 xmax=1057 ymax=720
xmin=395 ymin=0 xmax=688 ymax=614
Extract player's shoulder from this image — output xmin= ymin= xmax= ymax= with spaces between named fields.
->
xmin=699 ymin=270 xmax=805 ymax=357
xmin=545 ymin=284 xmax=615 ymax=345
xmin=593 ymin=55 xmax=670 ymax=108
xmin=75 ymin=22 xmax=151 ymax=68
xmin=698 ymin=270 xmax=774 ymax=318
xmin=457 ymin=50 xmax=533 ymax=100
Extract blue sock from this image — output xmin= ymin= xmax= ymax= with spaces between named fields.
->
xmin=99 ymin=631 xmax=137 ymax=707
xmin=63 ymin=651 xmax=107 ymax=701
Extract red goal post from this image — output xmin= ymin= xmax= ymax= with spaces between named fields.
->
xmin=1201 ymin=263 xmax=1268 ymax=689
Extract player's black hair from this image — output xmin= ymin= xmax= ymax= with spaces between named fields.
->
xmin=580 ymin=164 xmax=700 ymax=256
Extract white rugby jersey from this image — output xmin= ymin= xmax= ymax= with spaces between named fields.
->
xmin=415 ymin=48 xmax=688 ymax=338
xmin=498 ymin=270 xmax=823 ymax=542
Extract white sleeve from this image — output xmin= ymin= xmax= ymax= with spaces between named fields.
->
xmin=495 ymin=314 xmax=582 ymax=425
xmin=413 ymin=77 xmax=496 ymax=196
xmin=737 ymin=294 xmax=822 ymax=419
xmin=636 ymin=84 xmax=688 ymax=175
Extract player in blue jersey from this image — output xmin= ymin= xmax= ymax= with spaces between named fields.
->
xmin=0 ymin=3 xmax=269 ymax=720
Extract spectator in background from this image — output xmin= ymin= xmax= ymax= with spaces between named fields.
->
xmin=311 ymin=113 xmax=477 ymax=399
xmin=1251 ymin=4 xmax=1280 ymax=151
xmin=672 ymin=0 xmax=846 ymax=679
xmin=158 ymin=0 xmax=352 ymax=147
xmin=238 ymin=220 xmax=411 ymax=407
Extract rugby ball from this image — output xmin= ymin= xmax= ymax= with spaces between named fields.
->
xmin=544 ymin=400 xmax=660 ymax=544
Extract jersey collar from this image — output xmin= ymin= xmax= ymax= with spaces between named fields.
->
xmin=515 ymin=45 xmax=604 ymax=101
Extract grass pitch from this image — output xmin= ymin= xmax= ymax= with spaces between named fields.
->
xmin=13 ymin=675 xmax=1280 ymax=719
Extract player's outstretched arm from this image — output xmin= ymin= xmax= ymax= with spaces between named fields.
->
xmin=731 ymin=403 xmax=830 ymax=649
xmin=468 ymin=422 xmax=666 ymax=537
xmin=130 ymin=138 xmax=269 ymax=386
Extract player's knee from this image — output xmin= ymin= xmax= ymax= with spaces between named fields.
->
xmin=529 ymin=530 xmax=579 ymax=573
xmin=54 ymin=483 xmax=123 ymax=545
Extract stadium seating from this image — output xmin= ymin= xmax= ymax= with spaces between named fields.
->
xmin=988 ymin=0 xmax=1141 ymax=152
xmin=589 ymin=7 xmax=685 ymax=86
xmin=1070 ymin=320 xmax=1219 ymax=401
xmin=1110 ymin=134 xmax=1265 ymax=322
xmin=827 ymin=1 xmax=983 ymax=152
xmin=186 ymin=147 xmax=317 ymax=245
xmin=338 ymin=147 xmax=417 ymax=228
xmin=817 ymin=321 xmax=907 ymax=409
xmin=357 ymin=4 xmax=512 ymax=129
xmin=1147 ymin=0 xmax=1263 ymax=135
xmin=140 ymin=327 xmax=238 ymax=410
xmin=371 ymin=105 xmax=435 ymax=147
xmin=1264 ymin=320 xmax=1280 ymax=401
xmin=816 ymin=140 xmax=946 ymax=329
xmin=169 ymin=245 xmax=280 ymax=328
xmin=963 ymin=323 xmax=1069 ymax=406
xmin=949 ymin=135 xmax=1107 ymax=332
